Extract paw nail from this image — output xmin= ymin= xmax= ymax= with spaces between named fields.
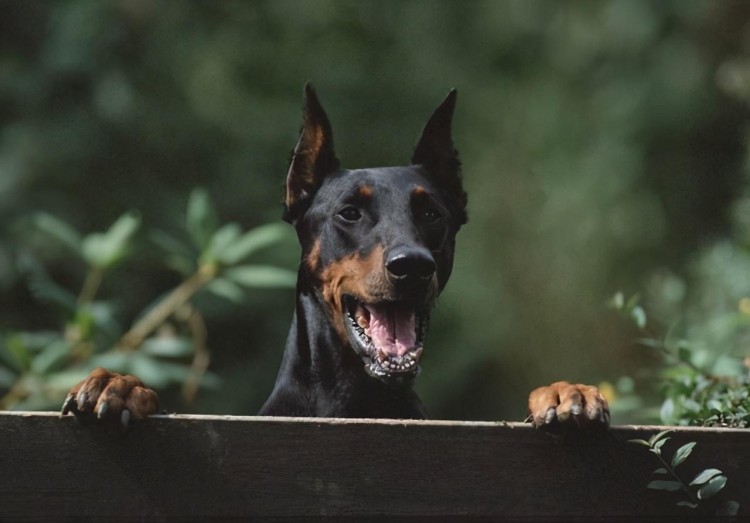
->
xmin=61 ymin=395 xmax=74 ymax=415
xmin=97 ymin=403 xmax=108 ymax=419
xmin=544 ymin=407 xmax=556 ymax=424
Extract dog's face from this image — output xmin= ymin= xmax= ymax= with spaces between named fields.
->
xmin=284 ymin=85 xmax=466 ymax=382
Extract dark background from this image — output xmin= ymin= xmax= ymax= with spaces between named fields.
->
xmin=2 ymin=0 xmax=750 ymax=423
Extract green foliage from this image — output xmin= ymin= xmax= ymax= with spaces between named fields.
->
xmin=2 ymin=0 xmax=750 ymax=419
xmin=81 ymin=212 xmax=141 ymax=269
xmin=0 ymin=189 xmax=294 ymax=411
xmin=610 ymin=293 xmax=750 ymax=427
xmin=602 ymin=37 xmax=750 ymax=431
xmin=628 ymin=430 xmax=739 ymax=516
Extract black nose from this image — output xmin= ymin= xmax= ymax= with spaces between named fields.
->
xmin=386 ymin=246 xmax=436 ymax=282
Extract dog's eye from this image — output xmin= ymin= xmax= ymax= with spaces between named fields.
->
xmin=337 ymin=206 xmax=362 ymax=222
xmin=420 ymin=208 xmax=441 ymax=224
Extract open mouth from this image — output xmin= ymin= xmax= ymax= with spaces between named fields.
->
xmin=343 ymin=295 xmax=429 ymax=380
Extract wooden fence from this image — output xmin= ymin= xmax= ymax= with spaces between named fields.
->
xmin=0 ymin=411 xmax=747 ymax=520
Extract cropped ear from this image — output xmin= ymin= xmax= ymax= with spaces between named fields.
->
xmin=411 ymin=89 xmax=467 ymax=225
xmin=284 ymin=83 xmax=340 ymax=224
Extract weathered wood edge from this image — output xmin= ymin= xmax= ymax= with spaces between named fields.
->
xmin=4 ymin=409 xmax=748 ymax=432
xmin=1 ymin=411 xmax=747 ymax=520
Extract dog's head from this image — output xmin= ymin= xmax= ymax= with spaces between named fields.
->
xmin=284 ymin=84 xmax=467 ymax=382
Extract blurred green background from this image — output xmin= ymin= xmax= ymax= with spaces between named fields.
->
xmin=2 ymin=0 xmax=750 ymax=423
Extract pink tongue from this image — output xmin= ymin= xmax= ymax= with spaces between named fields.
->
xmin=365 ymin=305 xmax=416 ymax=357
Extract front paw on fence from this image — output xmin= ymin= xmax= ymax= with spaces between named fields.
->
xmin=61 ymin=367 xmax=159 ymax=429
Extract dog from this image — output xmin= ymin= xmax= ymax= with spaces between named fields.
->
xmin=62 ymin=85 xmax=609 ymax=431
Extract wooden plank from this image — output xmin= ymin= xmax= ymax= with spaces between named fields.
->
xmin=0 ymin=412 xmax=747 ymax=519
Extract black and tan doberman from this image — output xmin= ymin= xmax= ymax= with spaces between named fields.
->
xmin=62 ymin=85 xmax=609 ymax=431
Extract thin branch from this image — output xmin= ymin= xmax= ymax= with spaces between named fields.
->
xmin=653 ymin=450 xmax=700 ymax=506
xmin=77 ymin=267 xmax=105 ymax=305
xmin=117 ymin=264 xmax=217 ymax=351
xmin=182 ymin=308 xmax=211 ymax=403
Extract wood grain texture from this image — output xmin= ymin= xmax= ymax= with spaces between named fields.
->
xmin=0 ymin=412 xmax=747 ymax=520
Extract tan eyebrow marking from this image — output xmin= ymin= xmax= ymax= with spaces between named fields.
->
xmin=412 ymin=185 xmax=427 ymax=197
xmin=357 ymin=185 xmax=374 ymax=198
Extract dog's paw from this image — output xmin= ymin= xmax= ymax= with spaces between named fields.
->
xmin=61 ymin=367 xmax=159 ymax=429
xmin=528 ymin=381 xmax=610 ymax=434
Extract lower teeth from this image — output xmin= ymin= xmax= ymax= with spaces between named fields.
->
xmin=348 ymin=311 xmax=424 ymax=375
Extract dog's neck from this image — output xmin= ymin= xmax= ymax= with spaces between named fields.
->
xmin=260 ymin=286 xmax=424 ymax=418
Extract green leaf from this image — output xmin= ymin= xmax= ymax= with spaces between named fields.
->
xmin=205 ymin=277 xmax=246 ymax=303
xmin=225 ymin=265 xmax=297 ymax=289
xmin=12 ymin=332 xmax=64 ymax=353
xmin=671 ymin=442 xmax=696 ymax=468
xmin=104 ymin=211 xmax=141 ymax=246
xmin=82 ymin=234 xmax=109 ymax=266
xmin=660 ymin=398 xmax=675 ymax=424
xmin=648 ymin=430 xmax=672 ymax=450
xmin=90 ymin=352 xmax=131 ymax=372
xmin=130 ymin=354 xmax=192 ymax=388
xmin=82 ymin=212 xmax=141 ymax=268
xmin=203 ymin=223 xmax=242 ymax=263
xmin=609 ymin=291 xmax=625 ymax=310
xmin=186 ymin=188 xmax=218 ymax=250
xmin=217 ymin=223 xmax=290 ymax=265
xmin=652 ymin=467 xmax=668 ymax=475
xmin=676 ymin=501 xmax=698 ymax=509
xmin=31 ymin=212 xmax=83 ymax=253
xmin=141 ymin=336 xmax=193 ymax=358
xmin=46 ymin=369 xmax=97 ymax=391
xmin=697 ymin=474 xmax=727 ymax=500
xmin=647 ymin=480 xmax=683 ymax=491
xmin=30 ymin=340 xmax=72 ymax=375
xmin=682 ymin=399 xmax=701 ymax=413
xmin=630 ymin=305 xmax=647 ymax=329
xmin=627 ymin=438 xmax=651 ymax=447
xmin=712 ymin=355 xmax=744 ymax=377
xmin=129 ymin=354 xmax=173 ymax=387
xmin=690 ymin=468 xmax=723 ymax=486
